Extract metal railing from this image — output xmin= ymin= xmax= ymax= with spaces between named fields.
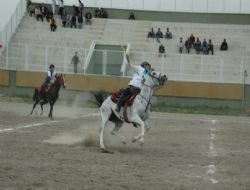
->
xmin=1 ymin=42 xmax=249 ymax=84
xmin=0 ymin=0 xmax=26 ymax=51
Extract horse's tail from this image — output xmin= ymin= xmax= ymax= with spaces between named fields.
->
xmin=33 ymin=88 xmax=39 ymax=101
xmin=92 ymin=91 xmax=109 ymax=107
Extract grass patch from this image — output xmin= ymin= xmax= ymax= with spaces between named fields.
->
xmin=152 ymin=104 xmax=250 ymax=116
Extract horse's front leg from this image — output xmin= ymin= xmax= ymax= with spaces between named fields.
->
xmin=131 ymin=117 xmax=145 ymax=146
xmin=31 ymin=100 xmax=39 ymax=115
xmin=48 ymin=101 xmax=54 ymax=119
xmin=40 ymin=101 xmax=48 ymax=115
xmin=99 ymin=105 xmax=113 ymax=153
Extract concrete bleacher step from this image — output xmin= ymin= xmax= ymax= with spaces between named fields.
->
xmin=4 ymin=14 xmax=250 ymax=82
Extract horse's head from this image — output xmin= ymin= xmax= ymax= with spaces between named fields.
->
xmin=56 ymin=74 xmax=66 ymax=88
xmin=145 ymin=69 xmax=167 ymax=87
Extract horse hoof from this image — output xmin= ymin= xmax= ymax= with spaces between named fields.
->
xmin=122 ymin=140 xmax=127 ymax=145
xmin=100 ymin=148 xmax=113 ymax=154
xmin=139 ymin=140 xmax=144 ymax=147
xmin=132 ymin=138 xmax=137 ymax=143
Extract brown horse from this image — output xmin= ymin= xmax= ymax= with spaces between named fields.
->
xmin=30 ymin=74 xmax=66 ymax=119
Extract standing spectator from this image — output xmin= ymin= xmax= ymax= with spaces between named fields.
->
xmin=158 ymin=44 xmax=166 ymax=57
xmin=165 ymin=28 xmax=172 ymax=39
xmin=185 ymin=38 xmax=192 ymax=53
xmin=71 ymin=14 xmax=77 ymax=28
xmin=128 ymin=12 xmax=135 ymax=20
xmin=156 ymin=28 xmax=163 ymax=43
xmin=220 ymin=39 xmax=228 ymax=51
xmin=73 ymin=5 xmax=80 ymax=16
xmin=71 ymin=52 xmax=80 ymax=73
xmin=50 ymin=17 xmax=57 ymax=31
xmin=147 ymin=28 xmax=155 ymax=38
xmin=35 ymin=6 xmax=44 ymax=21
xmin=194 ymin=37 xmax=201 ymax=54
xmin=178 ymin=37 xmax=184 ymax=53
xmin=61 ymin=8 xmax=67 ymax=27
xmin=207 ymin=39 xmax=214 ymax=55
xmin=51 ymin=0 xmax=56 ymax=16
xmin=78 ymin=0 xmax=84 ymax=17
xmin=85 ymin=12 xmax=92 ymax=25
xmin=201 ymin=39 xmax=208 ymax=54
xmin=77 ymin=14 xmax=83 ymax=29
xmin=57 ymin=0 xmax=64 ymax=7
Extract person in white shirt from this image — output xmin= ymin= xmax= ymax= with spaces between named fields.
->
xmin=43 ymin=64 xmax=57 ymax=89
xmin=115 ymin=55 xmax=151 ymax=112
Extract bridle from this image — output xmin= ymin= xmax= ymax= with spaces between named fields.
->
xmin=139 ymin=71 xmax=166 ymax=111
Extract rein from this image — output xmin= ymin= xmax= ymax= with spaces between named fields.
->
xmin=140 ymin=74 xmax=165 ymax=112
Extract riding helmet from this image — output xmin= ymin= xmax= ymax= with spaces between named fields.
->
xmin=49 ymin=64 xmax=55 ymax=69
xmin=141 ymin=61 xmax=151 ymax=68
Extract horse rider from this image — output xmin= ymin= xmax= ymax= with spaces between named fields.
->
xmin=42 ymin=64 xmax=57 ymax=91
xmin=115 ymin=55 xmax=151 ymax=112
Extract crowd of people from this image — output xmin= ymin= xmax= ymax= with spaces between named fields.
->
xmin=27 ymin=0 xmax=230 ymax=60
xmin=27 ymin=0 xmax=94 ymax=32
xmin=147 ymin=27 xmax=228 ymax=57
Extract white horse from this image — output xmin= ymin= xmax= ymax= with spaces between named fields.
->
xmin=94 ymin=69 xmax=167 ymax=153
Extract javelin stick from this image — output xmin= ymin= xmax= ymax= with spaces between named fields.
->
xmin=120 ymin=42 xmax=128 ymax=73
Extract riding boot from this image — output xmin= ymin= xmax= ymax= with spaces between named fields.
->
xmin=115 ymin=91 xmax=127 ymax=112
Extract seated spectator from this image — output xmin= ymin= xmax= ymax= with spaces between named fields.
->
xmin=194 ymin=37 xmax=201 ymax=54
xmin=45 ymin=8 xmax=53 ymax=22
xmin=28 ymin=3 xmax=36 ymax=17
xmin=77 ymin=14 xmax=83 ymax=29
xmin=178 ymin=37 xmax=184 ymax=53
xmin=220 ymin=39 xmax=228 ymax=51
xmin=85 ymin=12 xmax=92 ymax=25
xmin=35 ymin=6 xmax=43 ymax=21
xmin=147 ymin=28 xmax=155 ymax=38
xmin=185 ymin=38 xmax=192 ymax=53
xmin=99 ymin=8 xmax=108 ymax=18
xmin=50 ymin=17 xmax=57 ymax=31
xmin=158 ymin=44 xmax=166 ymax=57
xmin=95 ymin=8 xmax=101 ymax=17
xmin=156 ymin=28 xmax=163 ymax=43
xmin=71 ymin=14 xmax=77 ymax=28
xmin=26 ymin=0 xmax=32 ymax=11
xmin=128 ymin=12 xmax=135 ymax=20
xmin=201 ymin=38 xmax=208 ymax=54
xmin=189 ymin=33 xmax=195 ymax=46
xmin=165 ymin=28 xmax=172 ymax=39
xmin=207 ymin=39 xmax=214 ymax=55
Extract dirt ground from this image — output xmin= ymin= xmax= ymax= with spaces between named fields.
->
xmin=0 ymin=97 xmax=250 ymax=190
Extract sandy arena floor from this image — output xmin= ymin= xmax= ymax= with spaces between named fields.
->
xmin=0 ymin=98 xmax=250 ymax=190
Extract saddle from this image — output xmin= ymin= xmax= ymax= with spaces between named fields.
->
xmin=36 ymin=85 xmax=50 ymax=94
xmin=111 ymin=90 xmax=139 ymax=107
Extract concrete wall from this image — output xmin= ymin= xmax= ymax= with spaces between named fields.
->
xmin=0 ymin=70 xmax=9 ymax=86
xmin=31 ymin=0 xmax=250 ymax=14
xmin=1 ymin=69 xmax=249 ymax=109
xmin=84 ymin=7 xmax=250 ymax=24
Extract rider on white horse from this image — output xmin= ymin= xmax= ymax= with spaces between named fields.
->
xmin=115 ymin=55 xmax=151 ymax=112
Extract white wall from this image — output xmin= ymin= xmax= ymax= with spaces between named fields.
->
xmin=31 ymin=0 xmax=250 ymax=14
xmin=0 ymin=0 xmax=20 ymax=30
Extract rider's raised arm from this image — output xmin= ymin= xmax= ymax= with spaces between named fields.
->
xmin=125 ymin=53 xmax=140 ymax=72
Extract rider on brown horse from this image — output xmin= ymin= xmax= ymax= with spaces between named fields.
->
xmin=115 ymin=55 xmax=151 ymax=112
xmin=42 ymin=64 xmax=57 ymax=92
